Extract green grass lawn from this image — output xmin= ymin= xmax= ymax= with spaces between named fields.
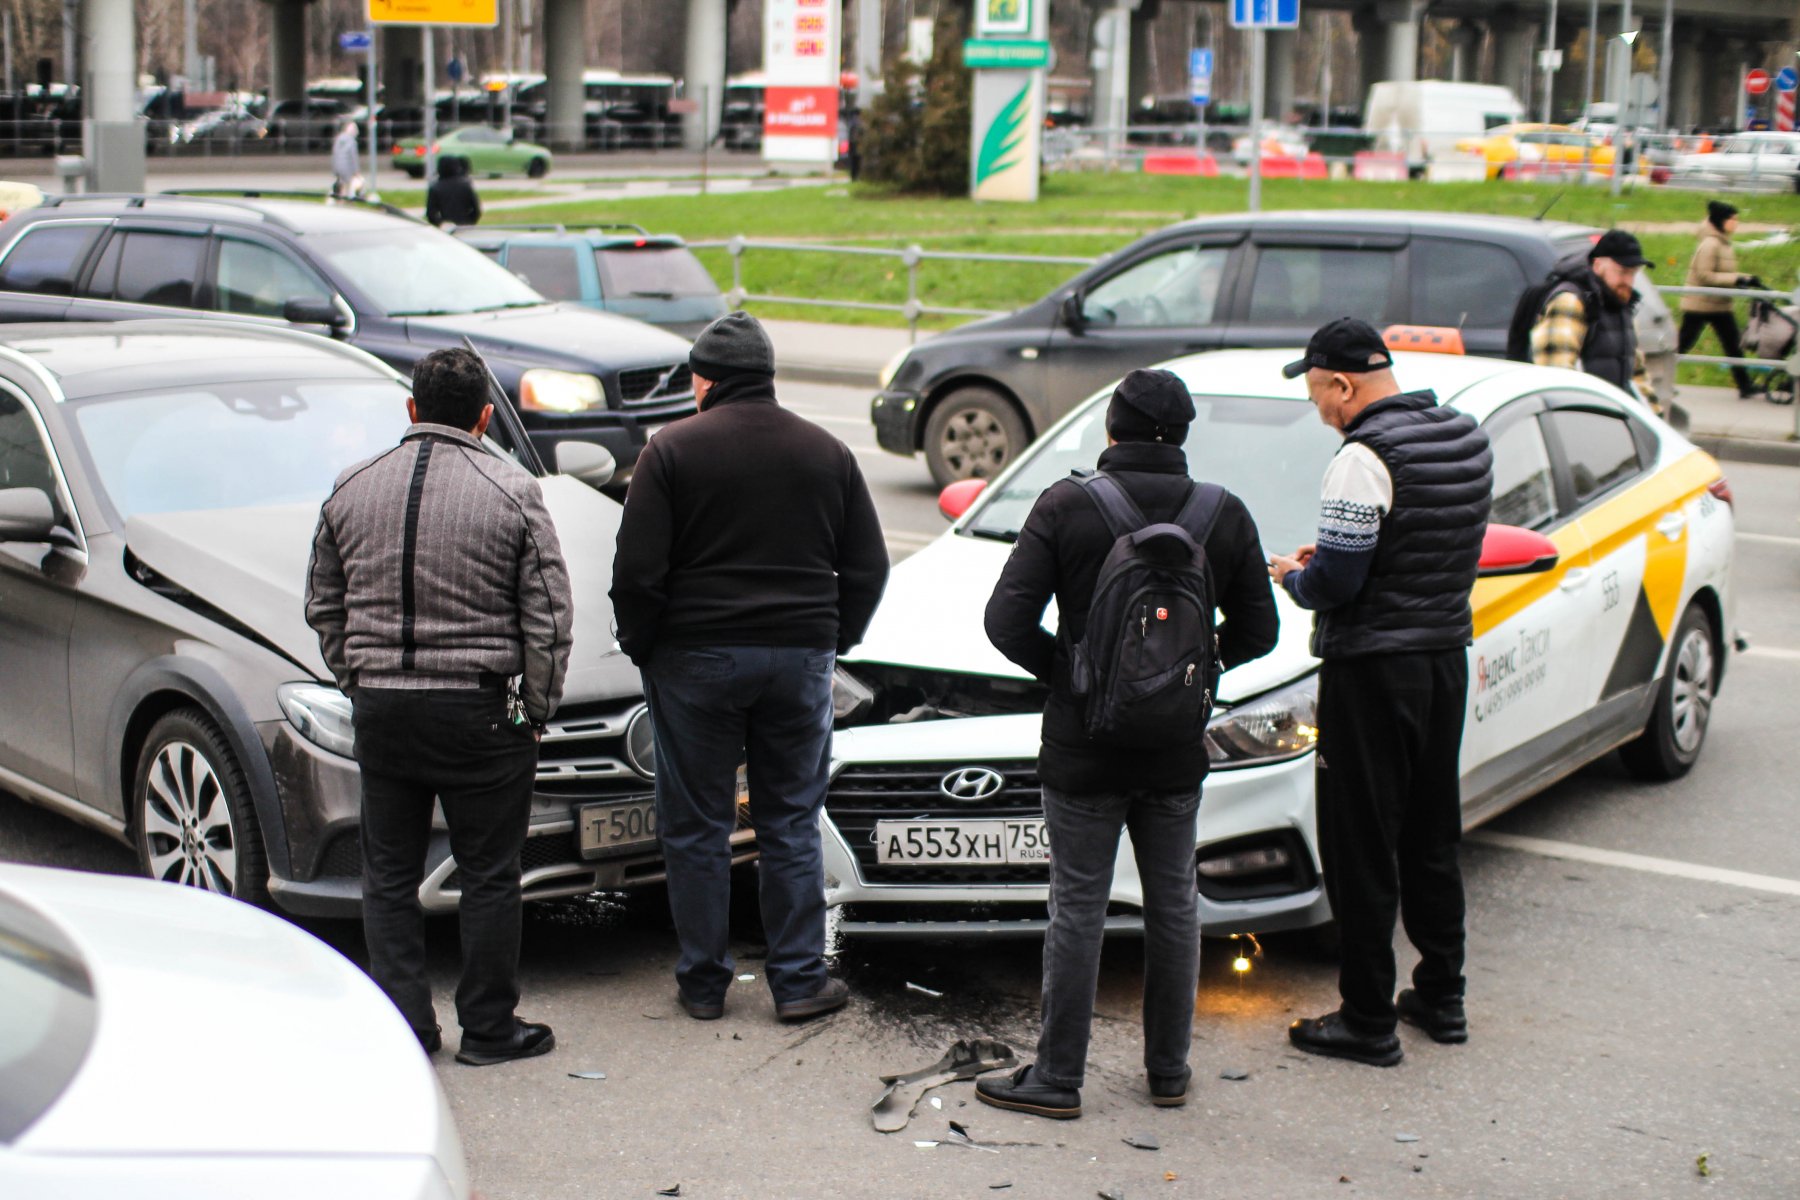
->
xmin=485 ymin=173 xmax=1800 ymax=340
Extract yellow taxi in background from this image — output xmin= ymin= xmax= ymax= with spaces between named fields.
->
xmin=1457 ymin=123 xmax=1616 ymax=179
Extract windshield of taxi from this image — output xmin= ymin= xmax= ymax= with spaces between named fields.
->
xmin=310 ymin=228 xmax=546 ymax=317
xmin=963 ymin=392 xmax=1345 ymax=555
xmin=69 ymin=380 xmax=415 ymax=521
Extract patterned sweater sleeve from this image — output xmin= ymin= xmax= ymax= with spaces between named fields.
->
xmin=1282 ymin=443 xmax=1393 ymax=612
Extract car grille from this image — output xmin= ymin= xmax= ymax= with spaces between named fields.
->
xmin=825 ymin=761 xmax=1049 ymax=886
xmin=617 ymin=362 xmax=692 ymax=405
xmin=536 ymin=700 xmax=653 ymax=797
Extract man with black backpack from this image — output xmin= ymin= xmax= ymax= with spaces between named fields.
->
xmin=1507 ymin=229 xmax=1659 ymax=413
xmin=978 ymin=368 xmax=1279 ymax=1120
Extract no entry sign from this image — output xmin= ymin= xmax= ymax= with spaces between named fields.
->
xmin=1745 ymin=68 xmax=1770 ymax=96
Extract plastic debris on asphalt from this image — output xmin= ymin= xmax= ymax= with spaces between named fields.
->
xmin=990 ymin=1184 xmax=1013 ymax=1191
xmin=1395 ymin=1133 xmax=1421 ymax=1143
xmin=944 ymin=1121 xmax=1000 ymax=1154
xmin=1219 ymin=1068 xmax=1250 ymax=1081
xmin=1098 ymin=1187 xmax=1126 ymax=1200
xmin=871 ymin=1039 xmax=1019 ymax=1133
xmin=567 ymin=1071 xmax=607 ymax=1080
xmin=656 ymin=1187 xmax=681 ymax=1197
xmin=736 ymin=974 xmax=757 ymax=982
xmin=905 ymin=981 xmax=945 ymax=998
xmin=1122 ymin=1134 xmax=1160 ymax=1151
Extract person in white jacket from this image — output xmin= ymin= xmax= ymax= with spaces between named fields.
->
xmin=331 ymin=121 xmax=362 ymax=198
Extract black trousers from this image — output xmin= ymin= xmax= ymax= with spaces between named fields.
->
xmin=1677 ymin=310 xmax=1756 ymax=396
xmin=1315 ymin=649 xmax=1469 ymax=1035
xmin=352 ymin=686 xmax=538 ymax=1041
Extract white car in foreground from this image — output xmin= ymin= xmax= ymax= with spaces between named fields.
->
xmin=0 ymin=864 xmax=468 ymax=1199
xmin=824 ymin=349 xmax=1736 ymax=938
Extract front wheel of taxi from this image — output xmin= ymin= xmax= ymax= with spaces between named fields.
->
xmin=1618 ymin=604 xmax=1717 ymax=782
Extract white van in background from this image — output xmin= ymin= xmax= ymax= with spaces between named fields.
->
xmin=1366 ymin=80 xmax=1525 ymax=169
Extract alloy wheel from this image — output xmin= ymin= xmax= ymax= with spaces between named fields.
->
xmin=1669 ymin=627 xmax=1715 ymax=757
xmin=142 ymin=740 xmax=239 ymax=895
xmin=938 ymin=407 xmax=1010 ymax=479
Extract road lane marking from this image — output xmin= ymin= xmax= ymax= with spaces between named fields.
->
xmin=1735 ymin=531 xmax=1800 ymax=548
xmin=1742 ymin=645 xmax=1800 ymax=662
xmin=1470 ymin=831 xmax=1800 ymax=898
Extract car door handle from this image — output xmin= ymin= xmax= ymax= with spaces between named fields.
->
xmin=1559 ymin=567 xmax=1592 ymax=592
xmin=1656 ymin=511 xmax=1687 ymax=541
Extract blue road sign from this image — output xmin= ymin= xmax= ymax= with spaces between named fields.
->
xmin=1230 ymin=0 xmax=1299 ymax=29
xmin=338 ymin=31 xmax=372 ymax=52
xmin=1189 ymin=48 xmax=1213 ymax=105
xmin=1777 ymin=66 xmax=1798 ymax=93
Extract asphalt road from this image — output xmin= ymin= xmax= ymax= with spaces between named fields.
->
xmin=3 ymin=379 xmax=1798 ymax=1198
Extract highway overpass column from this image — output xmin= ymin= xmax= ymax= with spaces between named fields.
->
xmin=542 ymin=0 xmax=585 ymax=151
xmin=382 ymin=26 xmax=422 ymax=107
xmin=1667 ymin=21 xmax=1699 ymax=131
xmin=82 ymin=0 xmax=143 ymax=190
xmin=1127 ymin=4 xmax=1156 ymax=121
xmin=1490 ymin=11 xmax=1533 ymax=101
xmin=1353 ymin=7 xmax=1384 ymax=114
xmin=1375 ymin=0 xmax=1422 ymax=86
xmin=1264 ymin=27 xmax=1297 ymax=123
xmin=683 ymin=0 xmax=726 ymax=153
xmin=269 ymin=0 xmax=306 ymax=104
xmin=1448 ymin=21 xmax=1480 ymax=83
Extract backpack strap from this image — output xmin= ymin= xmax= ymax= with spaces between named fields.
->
xmin=1172 ymin=482 xmax=1228 ymax=547
xmin=1077 ymin=472 xmax=1150 ymax=540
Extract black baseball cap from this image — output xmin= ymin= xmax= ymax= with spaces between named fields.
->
xmin=1281 ymin=317 xmax=1396 ymax=380
xmin=1589 ymin=229 xmax=1651 ymax=268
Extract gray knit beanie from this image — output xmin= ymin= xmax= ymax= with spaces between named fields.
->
xmin=689 ymin=311 xmax=775 ymax=380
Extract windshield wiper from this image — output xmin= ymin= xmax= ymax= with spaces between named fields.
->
xmin=388 ymin=308 xmax=464 ymax=317
xmin=964 ymin=526 xmax=1019 ymax=543
xmin=471 ymin=300 xmax=546 ymax=312
xmin=627 ymin=290 xmax=675 ymax=300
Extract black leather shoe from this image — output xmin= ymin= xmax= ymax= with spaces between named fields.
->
xmin=775 ymin=977 xmax=849 ymax=1022
xmin=416 ymin=1024 xmax=443 ymax=1054
xmin=455 ymin=1019 xmax=555 ymax=1067
xmin=976 ymin=1064 xmax=1081 ymax=1120
xmin=1288 ymin=1011 xmax=1403 ymax=1067
xmin=1148 ymin=1066 xmax=1191 ymax=1108
xmin=677 ymin=991 xmax=724 ymax=1021
xmin=1396 ymin=989 xmax=1468 ymax=1044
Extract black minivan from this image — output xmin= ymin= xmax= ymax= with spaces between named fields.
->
xmin=871 ymin=211 xmax=1678 ymax=485
xmin=0 ymin=193 xmax=697 ymax=480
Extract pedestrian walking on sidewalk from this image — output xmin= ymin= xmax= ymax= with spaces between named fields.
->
xmin=426 ymin=155 xmax=482 ymax=228
xmin=610 ymin=311 xmax=889 ymax=1025
xmin=331 ymin=120 xmax=362 ymax=198
xmin=976 ymin=368 xmax=1279 ymax=1119
xmin=1269 ymin=319 xmax=1492 ymax=1068
xmin=305 ymin=347 xmax=573 ymax=1066
xmin=1678 ymin=200 xmax=1765 ymax=400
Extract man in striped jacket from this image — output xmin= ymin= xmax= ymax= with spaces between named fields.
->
xmin=306 ymin=347 xmax=573 ymax=1066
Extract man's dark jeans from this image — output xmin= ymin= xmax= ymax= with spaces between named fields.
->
xmin=1315 ymin=649 xmax=1469 ymax=1036
xmin=1035 ymin=784 xmax=1202 ymax=1090
xmin=352 ymin=686 xmax=538 ymax=1042
xmin=642 ymin=645 xmax=835 ymax=1006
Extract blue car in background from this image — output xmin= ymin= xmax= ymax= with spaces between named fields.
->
xmin=458 ymin=223 xmax=728 ymax=338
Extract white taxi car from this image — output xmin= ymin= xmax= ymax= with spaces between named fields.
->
xmin=824 ymin=348 xmax=1736 ymax=937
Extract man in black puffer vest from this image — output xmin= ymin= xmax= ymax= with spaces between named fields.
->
xmin=1270 ymin=319 xmax=1493 ymax=1067
xmin=1524 ymin=229 xmax=1655 ymax=407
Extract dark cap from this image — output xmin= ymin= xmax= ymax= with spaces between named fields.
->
xmin=1707 ymin=199 xmax=1738 ymax=230
xmin=689 ymin=310 xmax=776 ymax=381
xmin=1106 ymin=368 xmax=1196 ymax=443
xmin=1281 ymin=317 xmax=1396 ymax=380
xmin=1589 ymin=229 xmax=1651 ymax=268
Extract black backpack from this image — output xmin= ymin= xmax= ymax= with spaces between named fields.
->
xmin=1506 ymin=262 xmax=1595 ymax=363
xmin=1067 ymin=472 xmax=1226 ymax=747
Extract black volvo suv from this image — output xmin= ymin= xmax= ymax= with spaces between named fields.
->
xmin=0 ymin=193 xmax=696 ymax=480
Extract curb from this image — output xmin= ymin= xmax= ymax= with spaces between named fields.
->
xmin=1690 ymin=433 xmax=1800 ymax=468
xmin=777 ymin=362 xmax=880 ymax=388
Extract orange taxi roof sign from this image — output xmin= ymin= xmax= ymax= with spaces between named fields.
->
xmin=1382 ymin=325 xmax=1465 ymax=355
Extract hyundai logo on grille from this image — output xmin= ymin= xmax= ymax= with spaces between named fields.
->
xmin=624 ymin=705 xmax=656 ymax=780
xmin=939 ymin=767 xmax=1005 ymax=802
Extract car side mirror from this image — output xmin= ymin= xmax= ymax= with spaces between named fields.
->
xmin=0 ymin=486 xmax=56 ymax=543
xmin=284 ymin=297 xmax=348 ymax=331
xmin=1060 ymin=292 xmax=1086 ymax=333
xmin=937 ymin=478 xmax=987 ymax=521
xmin=555 ymin=440 xmax=616 ymax=489
xmin=1477 ymin=524 xmax=1560 ymax=577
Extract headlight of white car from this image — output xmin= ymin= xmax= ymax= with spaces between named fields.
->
xmin=877 ymin=348 xmax=911 ymax=390
xmin=278 ymin=683 xmax=357 ymax=758
xmin=519 ymin=368 xmax=605 ymax=413
xmin=831 ymin=666 xmax=875 ymax=722
xmin=1204 ymin=675 xmax=1318 ymax=769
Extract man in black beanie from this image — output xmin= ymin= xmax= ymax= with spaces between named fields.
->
xmin=611 ymin=311 xmax=889 ymax=1023
xmin=978 ymin=368 xmax=1278 ymax=1119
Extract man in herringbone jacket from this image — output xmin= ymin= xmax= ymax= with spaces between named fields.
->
xmin=306 ymin=346 xmax=573 ymax=1067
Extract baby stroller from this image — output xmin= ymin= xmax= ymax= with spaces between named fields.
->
xmin=1744 ymin=298 xmax=1797 ymax=405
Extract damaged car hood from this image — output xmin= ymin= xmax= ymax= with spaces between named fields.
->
xmin=121 ymin=475 xmax=638 ymax=703
xmin=845 ymin=529 xmax=1317 ymax=706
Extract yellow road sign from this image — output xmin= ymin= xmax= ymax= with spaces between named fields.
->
xmin=367 ymin=0 xmax=498 ymax=27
